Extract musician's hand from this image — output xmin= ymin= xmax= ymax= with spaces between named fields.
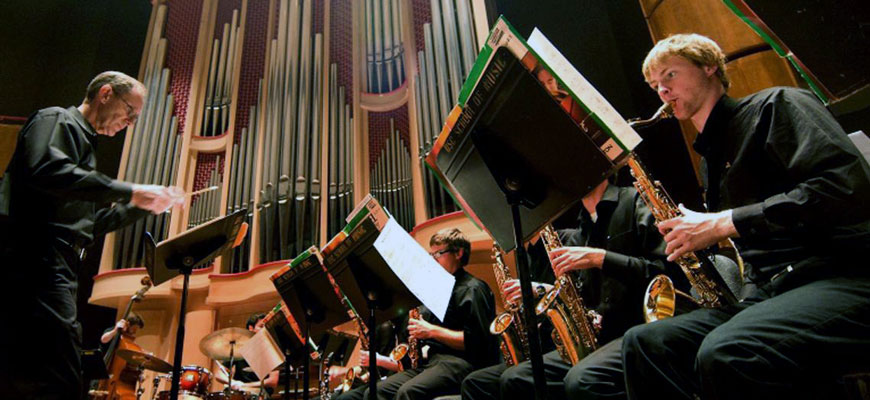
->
xmin=115 ymin=319 xmax=129 ymax=332
xmin=658 ymin=205 xmax=737 ymax=262
xmin=358 ymin=350 xmax=371 ymax=367
xmin=502 ymin=279 xmax=522 ymax=306
xmin=327 ymin=365 xmax=346 ymax=381
xmin=549 ymin=246 xmax=605 ymax=276
xmin=408 ymin=317 xmax=436 ymax=340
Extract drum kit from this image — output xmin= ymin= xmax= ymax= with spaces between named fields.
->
xmin=107 ymin=328 xmax=262 ymax=400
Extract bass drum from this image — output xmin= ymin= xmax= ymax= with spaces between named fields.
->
xmin=155 ymin=391 xmax=205 ymax=400
xmin=206 ymin=389 xmax=255 ymax=400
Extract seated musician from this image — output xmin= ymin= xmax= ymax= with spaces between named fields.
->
xmin=620 ymin=33 xmax=870 ymax=400
xmin=215 ymin=312 xmax=280 ymax=393
xmin=460 ymin=230 xmax=559 ymax=400
xmin=366 ymin=228 xmax=498 ymax=400
xmin=330 ymin=319 xmax=406 ymax=400
xmin=494 ymin=178 xmax=692 ymax=399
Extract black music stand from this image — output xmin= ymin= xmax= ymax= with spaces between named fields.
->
xmin=143 ymin=209 xmax=247 ymax=400
xmin=261 ymin=304 xmax=313 ymax=400
xmin=426 ymin=46 xmax=621 ymax=400
xmin=271 ymin=247 xmax=352 ymax=400
xmin=322 ymin=216 xmax=425 ymax=400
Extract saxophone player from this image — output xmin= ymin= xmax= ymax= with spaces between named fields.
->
xmin=621 ymin=34 xmax=870 ymax=400
xmin=330 ymin=319 xmax=406 ymax=400
xmin=461 ymin=236 xmax=559 ymax=400
xmin=495 ymin=177 xmax=686 ymax=400
xmin=366 ymin=228 xmax=497 ymax=400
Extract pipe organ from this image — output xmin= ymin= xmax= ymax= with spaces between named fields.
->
xmin=100 ymin=0 xmax=490 ymax=275
xmin=112 ymin=4 xmax=182 ymax=270
xmin=370 ymin=119 xmax=414 ymax=229
xmin=364 ymin=0 xmax=407 ymax=93
xmin=412 ymin=0 xmax=479 ymax=219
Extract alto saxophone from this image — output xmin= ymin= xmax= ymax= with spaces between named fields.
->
xmin=388 ymin=307 xmax=423 ymax=370
xmin=628 ymin=103 xmax=740 ymax=322
xmin=407 ymin=307 xmax=422 ymax=369
xmin=534 ymin=225 xmax=599 ymax=365
xmin=325 ymin=273 xmax=371 ymax=391
xmin=488 ymin=245 xmax=530 ymax=366
xmin=320 ymin=352 xmax=333 ymax=400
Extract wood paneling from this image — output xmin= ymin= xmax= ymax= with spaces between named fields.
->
xmin=642 ymin=0 xmax=763 ymax=55
xmin=726 ymin=49 xmax=798 ymax=98
xmin=0 ymin=123 xmax=20 ymax=178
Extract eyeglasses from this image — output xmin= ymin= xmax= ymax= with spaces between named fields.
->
xmin=429 ymin=249 xmax=454 ymax=258
xmin=117 ymin=94 xmax=139 ymax=124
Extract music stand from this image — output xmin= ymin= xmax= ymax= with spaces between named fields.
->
xmin=322 ymin=216 xmax=423 ymax=400
xmin=260 ymin=302 xmax=315 ymax=400
xmin=143 ymin=210 xmax=247 ymax=400
xmin=425 ymin=46 xmax=621 ymax=400
xmin=271 ymin=247 xmax=352 ymax=400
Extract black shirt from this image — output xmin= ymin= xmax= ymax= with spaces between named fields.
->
xmin=414 ymin=268 xmax=497 ymax=369
xmin=1 ymin=106 xmax=148 ymax=325
xmin=693 ymin=88 xmax=870 ymax=287
xmin=562 ymin=184 xmax=682 ymax=344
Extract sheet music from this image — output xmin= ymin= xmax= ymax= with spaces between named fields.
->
xmin=373 ymin=218 xmax=456 ymax=321
xmin=239 ymin=329 xmax=285 ymax=380
xmin=527 ymin=28 xmax=642 ymax=152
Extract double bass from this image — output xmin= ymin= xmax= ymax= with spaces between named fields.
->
xmin=97 ymin=277 xmax=152 ymax=400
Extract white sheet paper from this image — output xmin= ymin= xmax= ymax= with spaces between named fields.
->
xmin=239 ymin=329 xmax=285 ymax=380
xmin=373 ymin=218 xmax=456 ymax=321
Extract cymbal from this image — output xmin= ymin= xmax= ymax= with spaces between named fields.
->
xmin=116 ymin=349 xmax=173 ymax=373
xmin=199 ymin=327 xmax=254 ymax=360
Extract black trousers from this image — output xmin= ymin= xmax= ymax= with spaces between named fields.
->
xmin=622 ymin=276 xmax=870 ymax=400
xmin=564 ymin=337 xmax=625 ymax=400
xmin=0 ymin=245 xmax=83 ymax=400
xmin=461 ymin=363 xmax=506 ymax=400
xmin=500 ymin=350 xmax=571 ymax=399
xmin=366 ymin=354 xmax=472 ymax=400
xmin=335 ymin=384 xmax=367 ymax=400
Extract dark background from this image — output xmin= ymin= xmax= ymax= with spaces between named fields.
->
xmin=0 ymin=0 xmax=152 ymax=351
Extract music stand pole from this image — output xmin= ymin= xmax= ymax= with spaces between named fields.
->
xmin=282 ymin=348 xmax=291 ymax=400
xmin=303 ymin=317 xmax=311 ymax=400
xmin=508 ymin=192 xmax=548 ymax=400
xmin=366 ymin=297 xmax=379 ymax=400
xmin=168 ymin=260 xmax=195 ymax=400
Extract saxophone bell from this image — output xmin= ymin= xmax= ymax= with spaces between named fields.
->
xmin=389 ymin=343 xmax=409 ymax=361
xmin=642 ymin=274 xmax=701 ymax=323
xmin=534 ymin=285 xmax=560 ymax=317
xmin=489 ymin=312 xmax=516 ymax=335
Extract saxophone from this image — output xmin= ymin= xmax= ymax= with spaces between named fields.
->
xmin=488 ymin=245 xmax=530 ymax=366
xmin=388 ymin=307 xmax=424 ymax=370
xmin=628 ymin=103 xmax=740 ymax=322
xmin=325 ymin=272 xmax=370 ymax=392
xmin=534 ymin=225 xmax=599 ymax=365
xmin=320 ymin=352 xmax=333 ymax=400
xmin=407 ymin=308 xmax=422 ymax=369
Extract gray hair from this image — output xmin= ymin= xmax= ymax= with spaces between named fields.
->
xmin=84 ymin=71 xmax=145 ymax=102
